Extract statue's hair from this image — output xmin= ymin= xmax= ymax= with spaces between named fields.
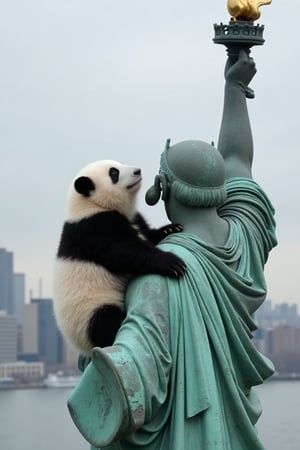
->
xmin=160 ymin=143 xmax=227 ymax=207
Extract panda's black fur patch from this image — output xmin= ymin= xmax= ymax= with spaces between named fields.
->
xmin=109 ymin=167 xmax=120 ymax=184
xmin=74 ymin=176 xmax=95 ymax=197
xmin=88 ymin=304 xmax=126 ymax=348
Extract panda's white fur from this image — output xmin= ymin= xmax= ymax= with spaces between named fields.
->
xmin=53 ymin=160 xmax=186 ymax=356
xmin=54 ymin=258 xmax=126 ymax=356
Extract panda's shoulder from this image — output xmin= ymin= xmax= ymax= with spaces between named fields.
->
xmin=79 ymin=210 xmax=132 ymax=233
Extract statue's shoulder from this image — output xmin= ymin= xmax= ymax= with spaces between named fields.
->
xmin=125 ymin=272 xmax=169 ymax=311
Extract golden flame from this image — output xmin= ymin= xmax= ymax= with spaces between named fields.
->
xmin=227 ymin=0 xmax=272 ymax=21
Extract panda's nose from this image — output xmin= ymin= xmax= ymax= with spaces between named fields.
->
xmin=134 ymin=168 xmax=141 ymax=176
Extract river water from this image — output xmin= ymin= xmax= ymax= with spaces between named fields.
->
xmin=0 ymin=381 xmax=299 ymax=449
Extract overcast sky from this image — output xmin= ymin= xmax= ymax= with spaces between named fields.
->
xmin=1 ymin=1 xmax=299 ymax=306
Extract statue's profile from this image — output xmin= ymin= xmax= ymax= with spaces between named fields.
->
xmin=67 ymin=48 xmax=277 ymax=450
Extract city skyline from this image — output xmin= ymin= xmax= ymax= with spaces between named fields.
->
xmin=0 ymin=246 xmax=70 ymax=369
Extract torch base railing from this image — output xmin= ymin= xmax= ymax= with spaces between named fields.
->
xmin=213 ymin=20 xmax=265 ymax=55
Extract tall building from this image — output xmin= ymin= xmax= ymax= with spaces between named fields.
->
xmin=268 ymin=325 xmax=300 ymax=373
xmin=0 ymin=311 xmax=17 ymax=363
xmin=22 ymin=298 xmax=63 ymax=366
xmin=256 ymin=300 xmax=300 ymax=328
xmin=22 ymin=303 xmax=39 ymax=356
xmin=270 ymin=325 xmax=300 ymax=356
xmin=0 ymin=248 xmax=14 ymax=313
xmin=63 ymin=340 xmax=80 ymax=369
xmin=13 ymin=273 xmax=25 ymax=326
xmin=274 ymin=303 xmax=299 ymax=325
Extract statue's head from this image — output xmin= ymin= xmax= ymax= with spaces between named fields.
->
xmin=146 ymin=139 xmax=227 ymax=208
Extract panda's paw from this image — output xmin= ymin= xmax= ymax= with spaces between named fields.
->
xmin=154 ymin=223 xmax=183 ymax=242
xmin=161 ymin=252 xmax=187 ymax=278
xmin=147 ymin=224 xmax=183 ymax=245
xmin=162 ymin=223 xmax=184 ymax=236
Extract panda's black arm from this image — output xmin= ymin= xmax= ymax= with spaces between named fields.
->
xmin=133 ymin=213 xmax=183 ymax=245
xmin=93 ymin=212 xmax=186 ymax=278
xmin=133 ymin=213 xmax=152 ymax=237
xmin=94 ymin=212 xmax=186 ymax=277
xmin=59 ymin=211 xmax=186 ymax=279
xmin=85 ymin=212 xmax=157 ymax=273
xmin=99 ymin=236 xmax=186 ymax=279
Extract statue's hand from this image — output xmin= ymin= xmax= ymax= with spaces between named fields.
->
xmin=225 ymin=49 xmax=257 ymax=94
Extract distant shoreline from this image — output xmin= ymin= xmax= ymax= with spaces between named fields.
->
xmin=268 ymin=374 xmax=300 ymax=381
xmin=0 ymin=382 xmax=44 ymax=390
xmin=1 ymin=374 xmax=300 ymax=391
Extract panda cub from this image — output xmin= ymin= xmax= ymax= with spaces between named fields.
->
xmin=53 ymin=160 xmax=186 ymax=356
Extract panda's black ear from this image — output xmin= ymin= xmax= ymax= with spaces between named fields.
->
xmin=74 ymin=176 xmax=95 ymax=197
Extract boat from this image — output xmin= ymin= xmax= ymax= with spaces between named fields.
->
xmin=0 ymin=377 xmax=16 ymax=389
xmin=43 ymin=372 xmax=81 ymax=388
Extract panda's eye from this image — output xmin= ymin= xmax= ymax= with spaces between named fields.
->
xmin=109 ymin=167 xmax=120 ymax=184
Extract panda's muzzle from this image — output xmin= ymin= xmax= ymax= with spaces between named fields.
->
xmin=127 ymin=169 xmax=142 ymax=189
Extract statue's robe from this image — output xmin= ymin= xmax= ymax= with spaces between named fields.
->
xmin=69 ymin=178 xmax=277 ymax=450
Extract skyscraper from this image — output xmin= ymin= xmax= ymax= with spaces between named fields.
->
xmin=22 ymin=303 xmax=39 ymax=356
xmin=13 ymin=273 xmax=25 ymax=326
xmin=23 ymin=298 xmax=63 ymax=366
xmin=0 ymin=248 xmax=14 ymax=313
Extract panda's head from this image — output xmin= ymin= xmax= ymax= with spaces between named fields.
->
xmin=67 ymin=160 xmax=142 ymax=221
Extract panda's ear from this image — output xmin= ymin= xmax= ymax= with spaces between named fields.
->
xmin=74 ymin=176 xmax=95 ymax=197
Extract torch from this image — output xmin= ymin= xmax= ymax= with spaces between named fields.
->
xmin=213 ymin=1 xmax=272 ymax=97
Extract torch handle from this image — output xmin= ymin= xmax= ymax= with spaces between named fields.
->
xmin=226 ymin=45 xmax=255 ymax=99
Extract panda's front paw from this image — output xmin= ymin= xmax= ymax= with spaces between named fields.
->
xmin=161 ymin=252 xmax=187 ymax=279
xmin=148 ymin=224 xmax=183 ymax=245
xmin=162 ymin=223 xmax=184 ymax=236
xmin=154 ymin=224 xmax=183 ymax=243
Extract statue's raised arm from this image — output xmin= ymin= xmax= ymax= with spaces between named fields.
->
xmin=218 ymin=49 xmax=257 ymax=180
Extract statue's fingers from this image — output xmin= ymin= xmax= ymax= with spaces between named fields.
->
xmin=238 ymin=48 xmax=249 ymax=62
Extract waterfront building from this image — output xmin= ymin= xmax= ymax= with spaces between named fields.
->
xmin=0 ymin=361 xmax=44 ymax=380
xmin=0 ymin=311 xmax=17 ymax=363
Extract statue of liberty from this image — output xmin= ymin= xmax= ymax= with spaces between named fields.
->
xmin=68 ymin=45 xmax=277 ymax=450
